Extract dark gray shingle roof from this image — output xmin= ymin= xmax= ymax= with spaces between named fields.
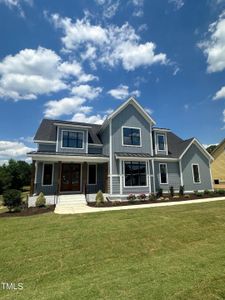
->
xmin=115 ymin=152 xmax=152 ymax=158
xmin=34 ymin=119 xmax=102 ymax=145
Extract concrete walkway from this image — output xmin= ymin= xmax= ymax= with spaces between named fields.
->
xmin=54 ymin=196 xmax=225 ymax=215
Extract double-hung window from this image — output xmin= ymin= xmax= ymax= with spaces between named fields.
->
xmin=124 ymin=161 xmax=146 ymax=187
xmin=123 ymin=127 xmax=141 ymax=146
xmin=159 ymin=163 xmax=168 ymax=184
xmin=192 ymin=164 xmax=201 ymax=183
xmin=42 ymin=164 xmax=53 ymax=186
xmin=157 ymin=134 xmax=166 ymax=151
xmin=62 ymin=131 xmax=83 ymax=148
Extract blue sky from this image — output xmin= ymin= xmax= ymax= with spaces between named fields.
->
xmin=0 ymin=0 xmax=225 ymax=164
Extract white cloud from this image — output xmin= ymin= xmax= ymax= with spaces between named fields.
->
xmin=0 ymin=140 xmax=34 ymax=165
xmin=71 ymin=84 xmax=102 ymax=100
xmin=100 ymin=0 xmax=120 ymax=19
xmin=213 ymin=86 xmax=225 ymax=100
xmin=71 ymin=112 xmax=105 ymax=124
xmin=107 ymin=84 xmax=140 ymax=100
xmin=0 ymin=47 xmax=97 ymax=101
xmin=50 ymin=15 xmax=167 ymax=71
xmin=44 ymin=97 xmax=86 ymax=118
xmin=199 ymin=11 xmax=225 ymax=73
xmin=0 ymin=0 xmax=32 ymax=17
xmin=145 ymin=107 xmax=153 ymax=115
xmin=168 ymin=0 xmax=185 ymax=10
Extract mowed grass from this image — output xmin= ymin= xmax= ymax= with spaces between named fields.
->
xmin=1 ymin=202 xmax=225 ymax=300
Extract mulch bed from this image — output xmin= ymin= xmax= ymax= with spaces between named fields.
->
xmin=0 ymin=205 xmax=55 ymax=218
xmin=88 ymin=193 xmax=225 ymax=208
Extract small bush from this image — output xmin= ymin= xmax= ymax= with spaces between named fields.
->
xmin=217 ymin=189 xmax=225 ymax=195
xmin=95 ymin=190 xmax=105 ymax=206
xmin=184 ymin=194 xmax=190 ymax=199
xmin=204 ymin=190 xmax=210 ymax=195
xmin=157 ymin=189 xmax=163 ymax=197
xmin=148 ymin=194 xmax=156 ymax=201
xmin=127 ymin=194 xmax=136 ymax=202
xmin=169 ymin=186 xmax=174 ymax=197
xmin=179 ymin=185 xmax=184 ymax=196
xmin=35 ymin=192 xmax=46 ymax=208
xmin=137 ymin=193 xmax=147 ymax=201
xmin=194 ymin=191 xmax=203 ymax=197
xmin=3 ymin=189 xmax=22 ymax=212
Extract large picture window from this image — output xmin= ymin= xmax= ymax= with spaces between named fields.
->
xmin=159 ymin=163 xmax=168 ymax=184
xmin=62 ymin=131 xmax=83 ymax=148
xmin=192 ymin=164 xmax=201 ymax=183
xmin=157 ymin=134 xmax=166 ymax=151
xmin=42 ymin=164 xmax=53 ymax=186
xmin=123 ymin=127 xmax=141 ymax=146
xmin=88 ymin=164 xmax=97 ymax=185
xmin=124 ymin=161 xmax=146 ymax=187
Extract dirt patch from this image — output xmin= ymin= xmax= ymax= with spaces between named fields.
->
xmin=0 ymin=205 xmax=55 ymax=218
xmin=88 ymin=193 xmax=225 ymax=207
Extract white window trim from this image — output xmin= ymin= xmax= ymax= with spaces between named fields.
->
xmin=192 ymin=163 xmax=201 ymax=184
xmin=123 ymin=161 xmax=148 ymax=188
xmin=42 ymin=162 xmax=54 ymax=186
xmin=157 ymin=134 xmax=166 ymax=152
xmin=87 ymin=164 xmax=97 ymax=185
xmin=61 ymin=129 xmax=85 ymax=150
xmin=122 ymin=126 xmax=142 ymax=147
xmin=159 ymin=163 xmax=168 ymax=185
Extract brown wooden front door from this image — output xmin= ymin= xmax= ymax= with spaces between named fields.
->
xmin=61 ymin=164 xmax=81 ymax=192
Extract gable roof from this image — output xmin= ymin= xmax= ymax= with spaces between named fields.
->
xmin=100 ymin=97 xmax=156 ymax=132
xmin=211 ymin=138 xmax=225 ymax=157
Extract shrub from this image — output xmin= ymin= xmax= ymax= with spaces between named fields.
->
xmin=194 ymin=191 xmax=203 ymax=197
xmin=148 ymin=194 xmax=156 ymax=201
xmin=169 ymin=186 xmax=174 ymax=197
xmin=137 ymin=193 xmax=147 ymax=201
xmin=179 ymin=185 xmax=184 ymax=196
xmin=95 ymin=190 xmax=105 ymax=206
xmin=127 ymin=194 xmax=136 ymax=202
xmin=35 ymin=192 xmax=46 ymax=208
xmin=204 ymin=190 xmax=210 ymax=195
xmin=157 ymin=189 xmax=163 ymax=197
xmin=217 ymin=189 xmax=225 ymax=195
xmin=184 ymin=194 xmax=190 ymax=199
xmin=3 ymin=189 xmax=22 ymax=212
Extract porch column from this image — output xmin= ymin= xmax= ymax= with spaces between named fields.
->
xmin=103 ymin=162 xmax=109 ymax=193
xmin=30 ymin=160 xmax=35 ymax=196
xmin=82 ymin=162 xmax=87 ymax=194
xmin=57 ymin=161 xmax=62 ymax=195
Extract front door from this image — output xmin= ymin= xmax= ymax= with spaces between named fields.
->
xmin=61 ymin=164 xmax=81 ymax=192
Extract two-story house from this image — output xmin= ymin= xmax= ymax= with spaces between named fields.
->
xmin=28 ymin=97 xmax=213 ymax=206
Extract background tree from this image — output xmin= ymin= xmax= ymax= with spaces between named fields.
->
xmin=206 ymin=145 xmax=217 ymax=154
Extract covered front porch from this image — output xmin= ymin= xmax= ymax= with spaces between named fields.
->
xmin=29 ymin=153 xmax=109 ymax=196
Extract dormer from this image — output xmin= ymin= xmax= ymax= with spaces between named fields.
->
xmin=153 ymin=127 xmax=170 ymax=156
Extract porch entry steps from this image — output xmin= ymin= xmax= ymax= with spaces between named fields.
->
xmin=54 ymin=194 xmax=87 ymax=214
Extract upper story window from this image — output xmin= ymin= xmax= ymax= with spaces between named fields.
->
xmin=123 ymin=127 xmax=141 ymax=146
xmin=192 ymin=164 xmax=201 ymax=183
xmin=157 ymin=134 xmax=166 ymax=151
xmin=62 ymin=131 xmax=84 ymax=149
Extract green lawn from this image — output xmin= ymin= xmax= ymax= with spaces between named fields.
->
xmin=1 ymin=202 xmax=225 ymax=299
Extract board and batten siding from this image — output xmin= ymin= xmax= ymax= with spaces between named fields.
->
xmin=181 ymin=144 xmax=212 ymax=191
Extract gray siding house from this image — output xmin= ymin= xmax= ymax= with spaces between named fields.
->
xmin=28 ymin=97 xmax=213 ymax=203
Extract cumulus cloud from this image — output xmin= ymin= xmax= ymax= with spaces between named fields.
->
xmin=213 ymin=86 xmax=225 ymax=100
xmin=71 ymin=84 xmax=102 ymax=100
xmin=107 ymin=84 xmax=140 ymax=100
xmin=50 ymin=14 xmax=167 ymax=71
xmin=0 ymin=140 xmax=34 ymax=165
xmin=71 ymin=112 xmax=105 ymax=124
xmin=0 ymin=47 xmax=97 ymax=101
xmin=199 ymin=11 xmax=225 ymax=73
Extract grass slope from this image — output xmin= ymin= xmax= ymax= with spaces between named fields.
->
xmin=1 ymin=202 xmax=225 ymax=299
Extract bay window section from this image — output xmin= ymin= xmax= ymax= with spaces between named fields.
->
xmin=62 ymin=131 xmax=83 ymax=148
xmin=124 ymin=161 xmax=146 ymax=187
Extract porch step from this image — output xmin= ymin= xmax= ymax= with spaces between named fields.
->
xmin=55 ymin=194 xmax=87 ymax=214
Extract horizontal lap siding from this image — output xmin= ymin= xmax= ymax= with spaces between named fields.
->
xmin=112 ymin=176 xmax=120 ymax=194
xmin=154 ymin=161 xmax=181 ymax=192
xmin=35 ymin=162 xmax=59 ymax=195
